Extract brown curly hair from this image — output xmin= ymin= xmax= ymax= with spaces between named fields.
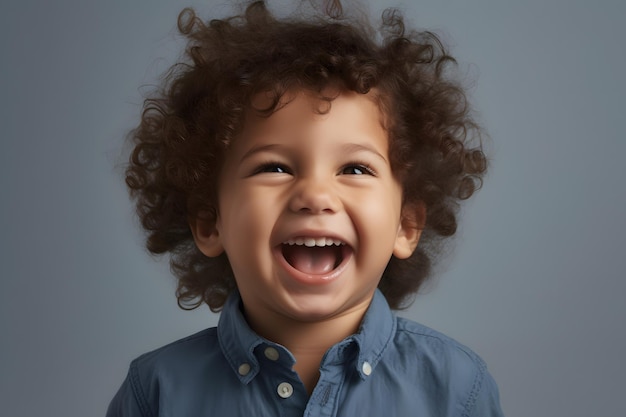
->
xmin=125 ymin=0 xmax=487 ymax=311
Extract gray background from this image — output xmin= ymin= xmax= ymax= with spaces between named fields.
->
xmin=1 ymin=1 xmax=624 ymax=416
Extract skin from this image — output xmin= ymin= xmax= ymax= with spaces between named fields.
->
xmin=191 ymin=89 xmax=422 ymax=394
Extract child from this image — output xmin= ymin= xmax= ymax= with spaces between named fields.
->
xmin=108 ymin=1 xmax=504 ymax=415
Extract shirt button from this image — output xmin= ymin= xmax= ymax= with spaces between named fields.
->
xmin=277 ymin=382 xmax=294 ymax=398
xmin=238 ymin=363 xmax=251 ymax=376
xmin=362 ymin=361 xmax=372 ymax=376
xmin=264 ymin=346 xmax=280 ymax=361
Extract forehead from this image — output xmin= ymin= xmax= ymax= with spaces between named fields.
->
xmin=221 ymin=89 xmax=391 ymax=164
xmin=243 ymin=88 xmax=388 ymax=136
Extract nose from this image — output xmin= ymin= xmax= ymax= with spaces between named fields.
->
xmin=288 ymin=176 xmax=341 ymax=214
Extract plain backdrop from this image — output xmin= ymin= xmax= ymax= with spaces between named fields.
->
xmin=1 ymin=1 xmax=625 ymax=416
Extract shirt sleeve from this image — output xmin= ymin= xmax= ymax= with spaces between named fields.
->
xmin=106 ymin=369 xmax=149 ymax=417
xmin=468 ymin=368 xmax=505 ymax=417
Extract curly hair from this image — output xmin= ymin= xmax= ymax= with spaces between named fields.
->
xmin=125 ymin=0 xmax=487 ymax=311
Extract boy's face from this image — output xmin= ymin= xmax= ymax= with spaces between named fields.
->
xmin=192 ymin=90 xmax=420 ymax=325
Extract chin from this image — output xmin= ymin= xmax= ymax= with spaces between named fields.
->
xmin=281 ymin=291 xmax=367 ymax=322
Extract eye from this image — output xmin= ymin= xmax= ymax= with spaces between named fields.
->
xmin=253 ymin=162 xmax=290 ymax=175
xmin=340 ymin=163 xmax=376 ymax=176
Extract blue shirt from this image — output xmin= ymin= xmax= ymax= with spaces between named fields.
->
xmin=107 ymin=290 xmax=504 ymax=416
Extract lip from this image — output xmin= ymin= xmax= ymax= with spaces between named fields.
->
xmin=272 ymin=230 xmax=353 ymax=286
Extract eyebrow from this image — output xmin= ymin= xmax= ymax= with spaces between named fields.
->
xmin=239 ymin=144 xmax=284 ymax=164
xmin=339 ymin=143 xmax=388 ymax=163
xmin=239 ymin=142 xmax=387 ymax=164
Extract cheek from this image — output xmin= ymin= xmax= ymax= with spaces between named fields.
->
xmin=361 ymin=183 xmax=403 ymax=219
xmin=350 ymin=192 xmax=401 ymax=242
xmin=218 ymin=188 xmax=274 ymax=251
xmin=360 ymin=187 xmax=404 ymax=248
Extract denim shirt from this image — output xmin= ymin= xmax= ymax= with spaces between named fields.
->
xmin=107 ymin=290 xmax=504 ymax=416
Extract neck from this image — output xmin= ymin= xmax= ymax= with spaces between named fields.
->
xmin=244 ymin=301 xmax=370 ymax=394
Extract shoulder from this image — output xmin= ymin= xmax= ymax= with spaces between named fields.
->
xmin=394 ymin=317 xmax=486 ymax=369
xmin=107 ymin=328 xmax=222 ymax=417
xmin=130 ymin=327 xmax=220 ymax=379
xmin=133 ymin=327 xmax=218 ymax=363
xmin=388 ymin=317 xmax=504 ymax=416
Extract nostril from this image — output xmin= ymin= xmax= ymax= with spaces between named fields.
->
xmin=289 ymin=190 xmax=341 ymax=214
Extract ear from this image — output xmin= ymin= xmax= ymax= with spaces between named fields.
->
xmin=393 ymin=202 xmax=426 ymax=259
xmin=189 ymin=213 xmax=224 ymax=258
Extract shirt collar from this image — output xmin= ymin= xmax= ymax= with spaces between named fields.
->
xmin=217 ymin=289 xmax=396 ymax=383
xmin=217 ymin=293 xmax=266 ymax=384
xmin=348 ymin=289 xmax=397 ymax=379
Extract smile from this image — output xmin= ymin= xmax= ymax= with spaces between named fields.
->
xmin=278 ymin=236 xmax=352 ymax=279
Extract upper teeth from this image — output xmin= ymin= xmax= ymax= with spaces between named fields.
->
xmin=284 ymin=237 xmax=345 ymax=247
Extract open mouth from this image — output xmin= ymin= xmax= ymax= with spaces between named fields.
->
xmin=280 ymin=237 xmax=349 ymax=275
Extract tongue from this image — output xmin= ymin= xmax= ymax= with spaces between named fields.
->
xmin=283 ymin=245 xmax=339 ymax=275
